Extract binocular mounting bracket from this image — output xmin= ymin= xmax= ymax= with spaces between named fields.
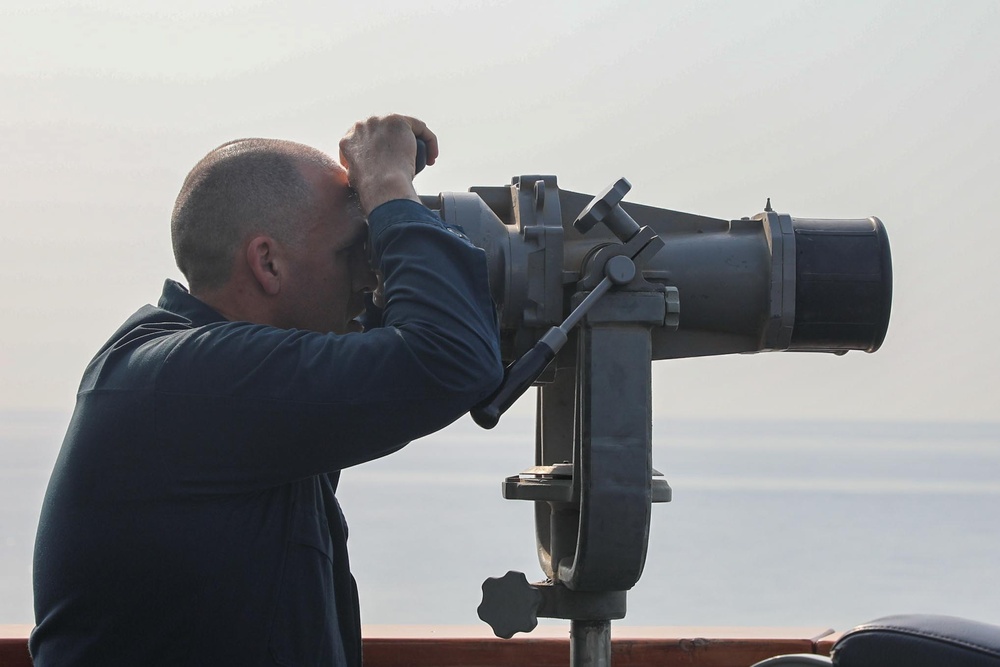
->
xmin=477 ymin=178 xmax=677 ymax=667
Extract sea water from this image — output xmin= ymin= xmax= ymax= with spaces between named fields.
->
xmin=3 ymin=410 xmax=998 ymax=632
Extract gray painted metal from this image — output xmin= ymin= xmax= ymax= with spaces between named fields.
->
xmin=570 ymin=621 xmax=612 ymax=667
xmin=427 ymin=175 xmax=891 ymax=666
xmin=470 ymin=179 xmax=671 ymax=667
xmin=477 ymin=571 xmax=541 ymax=639
xmin=759 ymin=210 xmax=797 ymax=350
xmin=478 ymin=572 xmax=627 ymax=638
xmin=435 ymin=178 xmax=888 ymax=361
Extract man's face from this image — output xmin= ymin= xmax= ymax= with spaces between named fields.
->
xmin=277 ymin=163 xmax=377 ymax=334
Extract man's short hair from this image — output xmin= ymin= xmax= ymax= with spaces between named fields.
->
xmin=171 ymin=138 xmax=338 ymax=291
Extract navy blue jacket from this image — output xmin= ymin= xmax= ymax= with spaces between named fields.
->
xmin=31 ymin=200 xmax=503 ymax=666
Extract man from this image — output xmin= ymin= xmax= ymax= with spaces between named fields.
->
xmin=31 ymin=115 xmax=504 ymax=666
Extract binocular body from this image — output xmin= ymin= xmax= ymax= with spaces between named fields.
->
xmin=423 ymin=175 xmax=891 ymax=364
xmin=422 ymin=175 xmax=892 ymax=663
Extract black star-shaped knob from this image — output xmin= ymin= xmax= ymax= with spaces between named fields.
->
xmin=477 ymin=571 xmax=542 ymax=639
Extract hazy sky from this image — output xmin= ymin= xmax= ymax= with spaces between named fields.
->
xmin=2 ymin=0 xmax=998 ymax=423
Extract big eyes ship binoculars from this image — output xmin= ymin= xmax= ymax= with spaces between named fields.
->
xmin=418 ymin=174 xmax=891 ymax=667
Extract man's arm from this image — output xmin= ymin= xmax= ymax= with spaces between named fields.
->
xmin=147 ymin=117 xmax=502 ymax=489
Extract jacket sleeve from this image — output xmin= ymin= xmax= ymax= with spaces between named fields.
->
xmin=148 ymin=200 xmax=503 ymax=492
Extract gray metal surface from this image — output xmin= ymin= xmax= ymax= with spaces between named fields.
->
xmin=436 ymin=178 xmax=889 ymax=361
xmin=570 ymin=620 xmax=612 ymax=667
xmin=433 ymin=175 xmax=892 ymax=666
xmin=472 ymin=179 xmax=674 ymax=667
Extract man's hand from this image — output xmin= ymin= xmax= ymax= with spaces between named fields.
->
xmin=339 ymin=115 xmax=439 ymax=215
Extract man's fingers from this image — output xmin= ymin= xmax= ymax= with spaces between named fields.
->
xmin=340 ymin=115 xmax=437 ymax=169
xmin=338 ymin=114 xmax=428 ymax=213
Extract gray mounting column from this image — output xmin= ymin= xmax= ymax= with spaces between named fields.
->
xmin=477 ymin=178 xmax=674 ymax=667
xmin=571 ymin=620 xmax=613 ymax=667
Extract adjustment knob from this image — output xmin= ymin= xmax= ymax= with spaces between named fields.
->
xmin=477 ymin=571 xmax=542 ymax=639
xmin=415 ymin=138 xmax=427 ymax=174
xmin=573 ymin=177 xmax=641 ymax=242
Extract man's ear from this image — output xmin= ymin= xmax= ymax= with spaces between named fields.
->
xmin=246 ymin=236 xmax=281 ymax=296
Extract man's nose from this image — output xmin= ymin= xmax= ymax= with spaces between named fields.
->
xmin=355 ymin=260 xmax=379 ymax=292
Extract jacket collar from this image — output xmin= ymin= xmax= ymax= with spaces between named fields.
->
xmin=157 ymin=279 xmax=227 ymax=327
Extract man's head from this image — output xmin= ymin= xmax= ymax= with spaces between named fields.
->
xmin=171 ymin=139 xmax=377 ymax=334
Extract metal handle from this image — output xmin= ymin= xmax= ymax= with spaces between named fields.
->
xmin=415 ymin=138 xmax=427 ymax=174
xmin=471 ymin=256 xmax=635 ymax=429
